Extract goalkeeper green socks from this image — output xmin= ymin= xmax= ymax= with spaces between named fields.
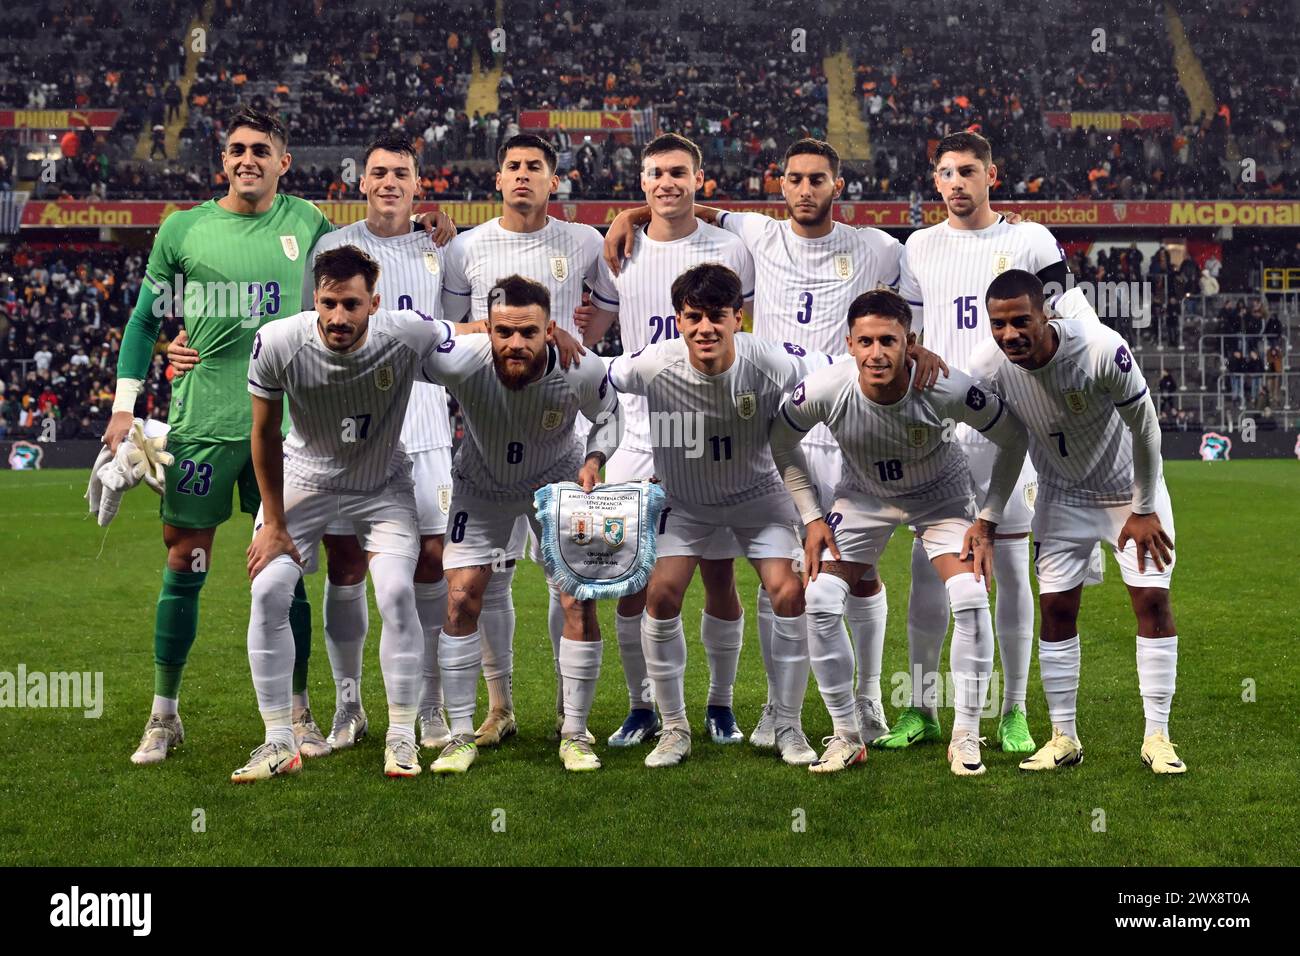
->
xmin=290 ymin=577 xmax=312 ymax=696
xmin=153 ymin=568 xmax=207 ymax=699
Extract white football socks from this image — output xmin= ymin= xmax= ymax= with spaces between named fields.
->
xmin=559 ymin=637 xmax=603 ymax=737
xmin=907 ymin=539 xmax=949 ymax=720
xmin=1039 ymin=635 xmax=1081 ymax=740
xmin=992 ymin=538 xmax=1033 ymax=716
xmin=324 ymin=578 xmax=368 ymax=712
xmin=414 ymin=579 xmax=447 ymax=716
xmin=756 ymin=586 xmax=777 ymax=706
xmin=846 ymin=583 xmax=887 ymax=701
xmin=247 ymin=556 xmax=299 ymax=750
xmin=805 ymin=573 xmax=859 ymax=741
xmin=479 ymin=567 xmax=515 ymax=714
xmin=371 ymin=553 xmax=421 ymax=744
xmin=771 ymin=612 xmax=809 ymax=730
xmin=615 ymin=609 xmax=652 ymax=711
xmin=946 ymin=572 xmax=993 ymax=735
xmin=642 ymin=614 xmax=688 ymax=730
xmin=700 ymin=611 xmax=743 ymax=709
xmin=1137 ymin=635 xmax=1178 ymax=737
xmin=152 ymin=694 xmax=178 ymax=717
xmin=439 ymin=630 xmax=482 ymax=736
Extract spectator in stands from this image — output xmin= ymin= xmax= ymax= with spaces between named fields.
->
xmin=1245 ymin=349 xmax=1265 ymax=404
xmin=1159 ymin=369 xmax=1178 ymax=396
xmin=1227 ymin=349 xmax=1246 ymax=402
xmin=1264 ymin=313 xmax=1284 ymax=348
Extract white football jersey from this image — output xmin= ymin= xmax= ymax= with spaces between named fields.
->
xmin=440 ymin=216 xmax=603 ymax=337
xmin=780 ymin=359 xmax=1007 ymax=502
xmin=898 ymin=216 xmax=1064 ymax=375
xmin=422 ymin=333 xmax=619 ymax=500
xmin=588 ymin=221 xmax=755 ymax=453
xmin=248 ymin=308 xmax=454 ymax=493
xmin=305 ymin=220 xmax=452 ymax=452
xmin=608 ymin=333 xmax=831 ymax=507
xmin=967 ymin=320 xmax=1153 ymax=508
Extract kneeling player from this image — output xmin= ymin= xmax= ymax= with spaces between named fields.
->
xmin=429 ymin=275 xmax=622 ymax=774
xmin=971 ymin=270 xmax=1183 ymax=774
xmin=771 ymin=290 xmax=1029 ymax=776
xmin=238 ymin=246 xmax=473 ymax=781
xmin=608 ymin=263 xmax=824 ymax=768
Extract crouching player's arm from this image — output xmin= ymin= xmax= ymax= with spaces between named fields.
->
xmin=1114 ymin=385 xmax=1172 ymax=572
xmin=955 ymin=383 xmax=1029 ymax=585
xmin=246 ymin=393 xmax=301 ymax=579
xmin=577 ymin=365 xmax=624 ymax=491
xmin=768 ymin=400 xmax=833 ymax=583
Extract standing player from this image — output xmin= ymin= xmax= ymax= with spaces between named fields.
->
xmin=970 ymin=270 xmax=1184 ymax=774
xmin=608 ymin=264 xmax=821 ymax=768
xmin=604 ymin=139 xmax=906 ymax=749
xmin=238 ymin=245 xmax=475 ymax=781
xmin=771 ymin=289 xmax=1029 ymax=776
xmin=107 ymin=108 xmax=334 ymax=766
xmin=580 ymin=133 xmax=757 ymax=749
xmin=299 ymin=134 xmax=471 ymax=754
xmin=438 ymin=134 xmax=607 ymax=748
xmin=881 ymin=130 xmax=1071 ymax=754
xmin=425 ymin=275 xmax=622 ymax=774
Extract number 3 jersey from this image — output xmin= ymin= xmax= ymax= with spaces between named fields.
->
xmin=777 ymin=359 xmax=1019 ymax=517
xmin=304 ymin=220 xmax=452 ymax=454
xmin=607 ymin=333 xmax=829 ymax=509
xmin=422 ymin=334 xmax=620 ymax=501
xmin=587 ymin=222 xmax=755 ymax=455
xmin=247 ymin=308 xmax=454 ymax=493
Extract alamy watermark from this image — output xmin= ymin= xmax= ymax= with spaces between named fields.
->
xmin=1046 ymin=276 xmax=1153 ymax=328
xmin=0 ymin=665 xmax=103 ymax=718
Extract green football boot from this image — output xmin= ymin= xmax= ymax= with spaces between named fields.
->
xmin=870 ymin=707 xmax=942 ymax=749
xmin=994 ymin=705 xmax=1037 ymax=754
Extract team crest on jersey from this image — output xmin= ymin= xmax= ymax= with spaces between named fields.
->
xmin=602 ymin=516 xmax=626 ymax=548
xmin=423 ymin=251 xmax=440 ymax=275
xmin=563 ymin=203 xmax=578 ymax=221
xmin=833 ymin=254 xmax=854 ymax=280
xmin=1064 ymin=389 xmax=1088 ymax=414
xmin=374 ymin=364 xmax=395 ymax=391
xmin=570 ymin=512 xmax=595 ymax=545
xmin=1024 ymin=481 xmax=1038 ymax=510
xmin=991 ymin=251 xmax=1013 ymax=276
xmin=735 ymin=390 xmax=757 ymax=420
xmin=549 ymin=256 xmax=569 ymax=281
xmin=908 ymin=425 xmax=929 ymax=448
xmin=541 ymin=408 xmax=565 ymax=431
xmin=437 ymin=485 xmax=452 ymax=515
xmin=280 ymin=235 xmax=300 ymax=261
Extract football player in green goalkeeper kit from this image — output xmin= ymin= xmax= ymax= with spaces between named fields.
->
xmin=107 ymin=107 xmax=452 ymax=766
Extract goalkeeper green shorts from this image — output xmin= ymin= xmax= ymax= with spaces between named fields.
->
xmin=159 ymin=437 xmax=261 ymax=530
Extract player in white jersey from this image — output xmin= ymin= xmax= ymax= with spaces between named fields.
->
xmin=236 ymin=245 xmax=476 ymax=781
xmin=602 ymin=139 xmax=930 ymax=750
xmin=579 ymin=133 xmax=757 ymax=749
xmin=607 ymin=263 xmax=821 ymax=768
xmin=424 ymin=275 xmax=623 ymax=774
xmin=300 ymin=134 xmax=473 ymax=756
xmin=969 ymin=269 xmax=1184 ymax=774
xmin=771 ymin=289 xmax=1029 ymax=776
xmin=439 ymin=134 xmax=605 ymax=748
xmin=882 ymin=130 xmax=1073 ymax=755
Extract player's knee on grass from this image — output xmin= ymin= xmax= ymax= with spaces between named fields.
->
xmin=1039 ymin=590 xmax=1082 ymax=642
xmin=1129 ymin=586 xmax=1176 ymax=637
xmin=698 ymin=559 xmax=742 ymax=619
xmin=323 ymin=534 xmax=368 ymax=586
xmin=414 ymin=535 xmax=445 ymax=584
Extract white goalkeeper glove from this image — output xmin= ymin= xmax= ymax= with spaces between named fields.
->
xmin=84 ymin=419 xmax=175 ymax=526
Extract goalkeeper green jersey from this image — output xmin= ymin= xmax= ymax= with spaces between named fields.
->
xmin=118 ymin=193 xmax=333 ymax=443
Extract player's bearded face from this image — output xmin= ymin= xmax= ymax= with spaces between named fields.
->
xmin=490 ymin=306 xmax=551 ymax=389
xmin=314 ymin=276 xmax=379 ymax=353
xmin=782 ymin=157 xmax=841 ymax=225
xmin=642 ymin=150 xmax=702 ymax=218
xmin=934 ymin=153 xmax=994 ymax=218
xmin=223 ymin=130 xmax=287 ymax=201
xmin=988 ymin=295 xmax=1045 ymax=366
xmin=847 ymin=315 xmax=910 ymax=387
xmin=678 ymin=305 xmax=739 ymax=365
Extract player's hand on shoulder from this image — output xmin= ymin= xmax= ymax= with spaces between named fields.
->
xmin=247 ymin=522 xmax=302 ymax=580
xmin=603 ymin=210 xmax=639 ymax=276
xmin=907 ymin=342 xmax=949 ymax=390
xmin=999 ymin=209 xmax=1024 ymax=225
xmin=552 ymin=325 xmax=586 ymax=368
xmin=1118 ymin=512 xmax=1174 ymax=573
xmin=168 ymin=329 xmax=200 ymax=375
xmin=573 ymin=290 xmax=595 ymax=334
xmin=415 ymin=209 xmax=457 ymax=246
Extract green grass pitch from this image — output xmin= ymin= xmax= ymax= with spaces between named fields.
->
xmin=0 ymin=460 xmax=1295 ymax=866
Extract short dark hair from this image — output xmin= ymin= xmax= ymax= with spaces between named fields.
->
xmin=497 ymin=134 xmax=558 ymax=175
xmin=783 ymin=138 xmax=840 ymax=178
xmin=363 ymin=133 xmax=419 ymax=173
xmin=226 ymin=106 xmax=288 ymax=149
xmin=641 ymin=132 xmax=703 ymax=172
xmin=671 ymin=263 xmax=743 ymax=314
xmin=847 ymin=288 xmax=912 ymax=332
xmin=933 ymin=130 xmax=992 ymax=169
xmin=314 ymin=245 xmax=380 ymax=292
xmin=488 ymin=274 xmax=551 ymax=319
xmin=985 ymin=268 xmax=1045 ymax=311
